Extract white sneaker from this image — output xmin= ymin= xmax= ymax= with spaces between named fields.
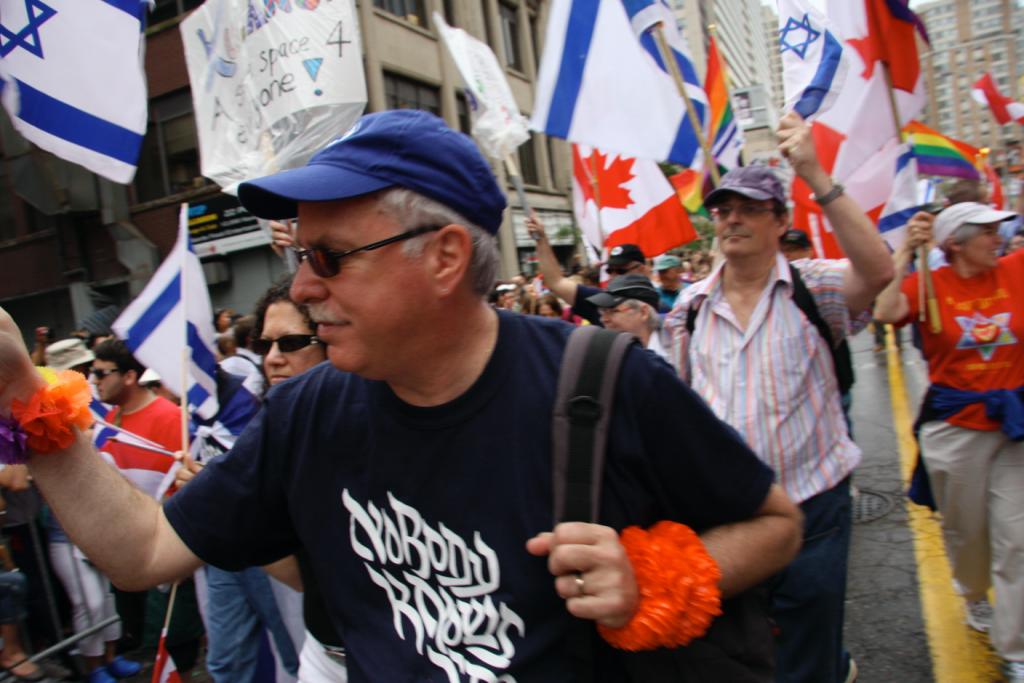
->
xmin=965 ymin=599 xmax=993 ymax=633
xmin=1005 ymin=661 xmax=1024 ymax=683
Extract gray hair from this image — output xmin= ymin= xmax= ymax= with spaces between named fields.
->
xmin=621 ymin=299 xmax=660 ymax=332
xmin=940 ymin=222 xmax=985 ymax=262
xmin=374 ymin=187 xmax=499 ymax=296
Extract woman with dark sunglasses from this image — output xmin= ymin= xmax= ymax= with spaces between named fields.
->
xmin=252 ymin=279 xmax=326 ymax=389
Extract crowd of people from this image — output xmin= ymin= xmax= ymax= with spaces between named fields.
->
xmin=0 ymin=106 xmax=1019 ymax=683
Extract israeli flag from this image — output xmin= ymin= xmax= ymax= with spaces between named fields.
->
xmin=113 ymin=205 xmax=219 ymax=419
xmin=89 ymin=397 xmax=116 ymax=449
xmin=531 ymin=0 xmax=707 ymax=167
xmin=878 ymin=145 xmax=921 ymax=250
xmin=0 ymin=0 xmax=150 ymax=184
xmin=778 ymin=0 xmax=848 ymax=121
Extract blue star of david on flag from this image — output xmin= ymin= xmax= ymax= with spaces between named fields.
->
xmin=0 ymin=0 xmax=150 ymax=183
xmin=0 ymin=0 xmax=57 ymax=58
xmin=780 ymin=13 xmax=821 ymax=60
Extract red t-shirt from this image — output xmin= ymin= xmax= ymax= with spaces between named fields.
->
xmin=900 ymin=250 xmax=1024 ymax=430
xmin=100 ymin=396 xmax=182 ymax=498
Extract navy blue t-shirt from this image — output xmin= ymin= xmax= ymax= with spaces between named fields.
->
xmin=165 ymin=311 xmax=772 ymax=682
xmin=573 ymin=284 xmax=603 ymax=326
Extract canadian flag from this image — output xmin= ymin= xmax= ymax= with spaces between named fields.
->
xmin=971 ymin=73 xmax=1024 ymax=125
xmin=571 ymin=143 xmax=696 ymax=261
xmin=151 ymin=628 xmax=182 ymax=683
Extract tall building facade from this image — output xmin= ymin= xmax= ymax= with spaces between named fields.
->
xmin=917 ymin=0 xmax=1023 ymax=179
xmin=763 ymin=3 xmax=785 ymax=116
xmin=0 ymin=0 xmax=575 ymax=341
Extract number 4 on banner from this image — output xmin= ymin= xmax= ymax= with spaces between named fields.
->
xmin=327 ymin=20 xmax=352 ymax=57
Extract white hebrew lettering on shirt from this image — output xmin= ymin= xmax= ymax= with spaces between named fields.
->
xmin=342 ymin=489 xmax=524 ymax=682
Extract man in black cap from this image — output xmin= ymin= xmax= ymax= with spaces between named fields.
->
xmin=525 ymin=213 xmax=650 ymax=325
xmin=667 ymin=112 xmax=894 ymax=683
xmin=0 ymin=110 xmax=801 ymax=682
xmin=586 ymin=274 xmax=671 ymax=364
xmin=779 ymin=229 xmax=814 ymax=261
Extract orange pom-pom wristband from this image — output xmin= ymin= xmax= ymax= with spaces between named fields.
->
xmin=598 ymin=520 xmax=722 ymax=650
xmin=10 ymin=368 xmax=93 ymax=453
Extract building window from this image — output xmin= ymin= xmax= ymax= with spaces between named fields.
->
xmin=517 ymin=133 xmax=539 ymax=186
xmin=374 ymin=0 xmax=427 ymax=28
xmin=499 ymin=3 xmax=523 ymax=71
xmin=384 ymin=72 xmax=440 ymax=116
xmin=456 ymin=92 xmax=472 ymax=135
xmin=133 ymin=90 xmax=202 ymax=203
xmin=149 ymin=0 xmax=203 ymax=26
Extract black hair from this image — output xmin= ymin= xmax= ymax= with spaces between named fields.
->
xmin=92 ymin=338 xmax=145 ymax=376
xmin=252 ymin=275 xmax=315 ymax=338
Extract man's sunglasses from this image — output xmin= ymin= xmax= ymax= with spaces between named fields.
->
xmin=606 ymin=263 xmax=642 ymax=276
xmin=252 ymin=334 xmax=321 ymax=355
xmin=89 ymin=368 xmax=121 ymax=379
xmin=291 ymin=225 xmax=443 ymax=278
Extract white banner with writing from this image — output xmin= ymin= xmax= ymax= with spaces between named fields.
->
xmin=433 ymin=11 xmax=529 ymax=160
xmin=181 ymin=0 xmax=367 ymax=192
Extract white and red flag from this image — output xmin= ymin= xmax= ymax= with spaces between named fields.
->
xmin=790 ymin=0 xmax=928 ymax=256
xmin=971 ymin=73 xmax=1024 ymax=125
xmin=151 ymin=630 xmax=182 ymax=683
xmin=571 ymin=144 xmax=696 ymax=261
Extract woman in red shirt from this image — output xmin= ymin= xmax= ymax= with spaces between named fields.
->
xmin=874 ymin=203 xmax=1024 ymax=682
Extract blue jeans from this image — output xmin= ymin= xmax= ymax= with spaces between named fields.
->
xmin=770 ymin=477 xmax=853 ymax=683
xmin=205 ymin=566 xmax=299 ymax=682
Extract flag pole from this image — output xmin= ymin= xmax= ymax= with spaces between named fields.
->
xmin=503 ymin=155 xmax=532 ymax=215
xmin=651 ymin=24 xmax=720 ymax=187
xmin=151 ymin=582 xmax=180 ymax=683
xmin=881 ymin=67 xmax=941 ymax=334
xmin=178 ymin=204 xmax=192 ymax=455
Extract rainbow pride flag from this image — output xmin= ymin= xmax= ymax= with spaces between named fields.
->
xmin=902 ymin=121 xmax=980 ymax=180
xmin=670 ymin=168 xmax=707 ymax=216
xmin=705 ymin=35 xmax=743 ymax=172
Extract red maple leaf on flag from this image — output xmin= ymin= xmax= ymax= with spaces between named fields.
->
xmin=572 ymin=145 xmax=635 ymax=210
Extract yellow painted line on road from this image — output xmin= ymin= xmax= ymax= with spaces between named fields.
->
xmin=884 ymin=327 xmax=1001 ymax=683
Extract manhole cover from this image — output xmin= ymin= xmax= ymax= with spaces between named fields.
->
xmin=852 ymin=489 xmax=894 ymax=524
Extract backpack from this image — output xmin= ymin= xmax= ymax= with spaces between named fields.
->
xmin=553 ymin=326 xmax=774 ymax=682
xmin=684 ymin=264 xmax=854 ymax=395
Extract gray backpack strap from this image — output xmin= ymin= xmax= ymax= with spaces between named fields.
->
xmin=552 ymin=326 xmax=635 ymax=525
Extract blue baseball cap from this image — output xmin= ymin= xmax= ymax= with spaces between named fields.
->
xmin=237 ymin=110 xmax=507 ymax=234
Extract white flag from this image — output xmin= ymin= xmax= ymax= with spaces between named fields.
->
xmin=0 ymin=0 xmax=150 ymax=183
xmin=877 ymin=145 xmax=922 ymax=250
xmin=113 ymin=205 xmax=219 ymax=420
xmin=531 ymin=0 xmax=708 ymax=167
xmin=180 ymin=0 xmax=368 ymax=192
xmin=433 ymin=12 xmax=529 ymax=160
xmin=778 ymin=0 xmax=849 ymax=120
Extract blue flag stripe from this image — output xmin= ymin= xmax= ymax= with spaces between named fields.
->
xmin=125 ymin=274 xmax=180 ymax=352
xmin=99 ymin=0 xmax=147 ymax=20
xmin=187 ymin=383 xmax=211 ymax=412
xmin=637 ymin=31 xmax=704 ymax=165
xmin=12 ymin=78 xmax=143 ymax=166
xmin=793 ymin=31 xmax=843 ymax=119
xmin=544 ymin=1 xmax=600 ymax=138
xmin=879 ymin=206 xmax=920 ymax=233
xmin=713 ymin=121 xmax=740 ymax=156
xmin=187 ymin=322 xmax=219 ymax=380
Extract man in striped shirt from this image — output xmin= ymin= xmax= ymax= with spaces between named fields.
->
xmin=667 ymin=112 xmax=894 ymax=683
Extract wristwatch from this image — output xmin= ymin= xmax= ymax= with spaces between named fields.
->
xmin=813 ymin=181 xmax=845 ymax=206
